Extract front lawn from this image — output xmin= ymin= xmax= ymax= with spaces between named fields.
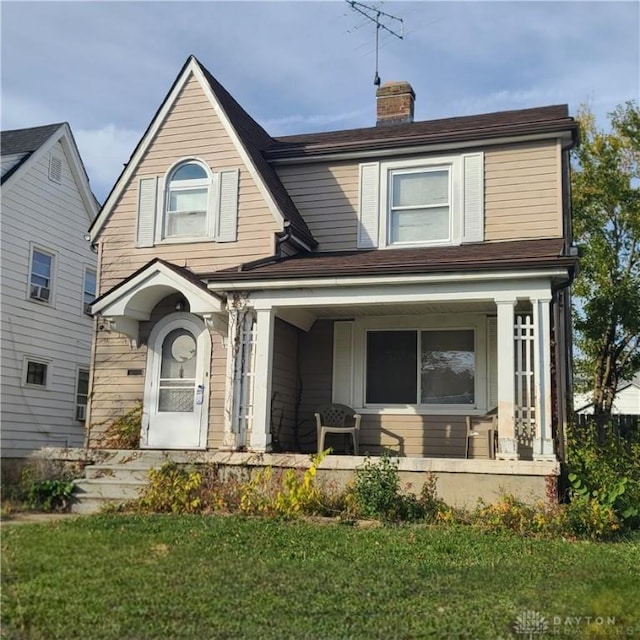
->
xmin=2 ymin=515 xmax=639 ymax=639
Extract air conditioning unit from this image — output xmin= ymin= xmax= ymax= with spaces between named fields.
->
xmin=30 ymin=285 xmax=51 ymax=302
xmin=76 ymin=405 xmax=87 ymax=421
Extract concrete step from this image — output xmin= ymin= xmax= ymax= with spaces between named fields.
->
xmin=73 ymin=478 xmax=148 ymax=501
xmin=84 ymin=464 xmax=157 ymax=482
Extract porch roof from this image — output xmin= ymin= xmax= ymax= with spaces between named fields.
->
xmin=204 ymin=238 xmax=575 ymax=283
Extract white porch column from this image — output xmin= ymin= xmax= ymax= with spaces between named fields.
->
xmin=250 ymin=307 xmax=274 ymax=451
xmin=533 ymin=297 xmax=555 ymax=460
xmin=496 ymin=298 xmax=518 ymax=460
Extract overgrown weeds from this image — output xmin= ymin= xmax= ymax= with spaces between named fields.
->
xmin=97 ymin=403 xmax=142 ymax=449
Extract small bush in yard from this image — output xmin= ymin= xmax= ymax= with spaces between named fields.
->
xmin=565 ymin=420 xmax=640 ymax=533
xmin=137 ymin=462 xmax=203 ymax=514
xmin=350 ymin=455 xmax=447 ymax=522
xmin=25 ymin=479 xmax=75 ymax=512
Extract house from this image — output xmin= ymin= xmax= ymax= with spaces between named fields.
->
xmin=575 ymin=374 xmax=640 ymax=416
xmin=1 ymin=123 xmax=99 ymax=459
xmin=86 ymin=56 xmax=579 ymax=502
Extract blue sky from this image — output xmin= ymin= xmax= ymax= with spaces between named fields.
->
xmin=2 ymin=1 xmax=638 ymax=203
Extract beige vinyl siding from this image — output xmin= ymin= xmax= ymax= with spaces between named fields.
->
xmin=271 ymin=319 xmax=299 ymax=450
xmin=99 ymin=73 xmax=280 ymax=290
xmin=277 ymin=139 xmax=562 ymax=251
xmin=276 ymin=162 xmax=359 ymax=251
xmin=484 ymin=140 xmax=562 ymax=241
xmin=207 ymin=331 xmax=226 ymax=449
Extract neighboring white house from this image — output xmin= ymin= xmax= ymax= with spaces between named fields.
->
xmin=575 ymin=374 xmax=640 ymax=415
xmin=1 ymin=123 xmax=99 ymax=458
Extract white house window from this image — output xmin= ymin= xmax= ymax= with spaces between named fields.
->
xmin=357 ymin=153 xmax=483 ymax=249
xmin=389 ymin=168 xmax=450 ymax=244
xmin=29 ymin=248 xmax=53 ymax=303
xmin=24 ymin=359 xmax=48 ymax=387
xmin=365 ymin=328 xmax=475 ymax=406
xmin=76 ymin=369 xmax=90 ymax=421
xmin=164 ymin=161 xmax=210 ymax=239
xmin=83 ymin=268 xmax=97 ymax=314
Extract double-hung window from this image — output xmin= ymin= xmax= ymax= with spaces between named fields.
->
xmin=29 ymin=247 xmax=54 ymax=303
xmin=76 ymin=369 xmax=90 ymax=421
xmin=365 ymin=328 xmax=475 ymax=407
xmin=357 ymin=153 xmax=483 ymax=249
xmin=389 ymin=168 xmax=451 ymax=244
xmin=164 ymin=161 xmax=211 ymax=239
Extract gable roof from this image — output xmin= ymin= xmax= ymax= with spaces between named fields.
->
xmin=89 ymin=56 xmax=316 ymax=249
xmin=267 ymin=105 xmax=579 ymax=159
xmin=0 ymin=122 xmax=99 ymax=219
xmin=1 ymin=123 xmax=65 ymax=184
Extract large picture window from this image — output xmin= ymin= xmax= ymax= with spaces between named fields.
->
xmin=366 ymin=329 xmax=475 ymax=406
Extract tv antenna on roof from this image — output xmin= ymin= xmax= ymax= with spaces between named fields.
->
xmin=346 ymin=0 xmax=404 ymax=87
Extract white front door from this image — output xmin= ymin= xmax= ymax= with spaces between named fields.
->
xmin=143 ymin=313 xmax=210 ymax=449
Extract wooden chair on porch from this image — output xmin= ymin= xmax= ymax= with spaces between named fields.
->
xmin=315 ymin=403 xmax=361 ymax=455
xmin=465 ymin=411 xmax=498 ymax=459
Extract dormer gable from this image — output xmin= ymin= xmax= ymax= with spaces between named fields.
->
xmin=89 ymin=56 xmax=315 ymax=251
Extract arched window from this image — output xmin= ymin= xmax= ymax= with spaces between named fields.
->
xmin=164 ymin=161 xmax=211 ymax=239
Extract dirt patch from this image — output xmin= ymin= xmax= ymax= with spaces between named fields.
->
xmin=0 ymin=513 xmax=81 ymax=527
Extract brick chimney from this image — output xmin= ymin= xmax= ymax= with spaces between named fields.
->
xmin=376 ymin=81 xmax=415 ymax=126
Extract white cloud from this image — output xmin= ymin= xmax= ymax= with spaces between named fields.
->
xmin=74 ymin=125 xmax=141 ymax=203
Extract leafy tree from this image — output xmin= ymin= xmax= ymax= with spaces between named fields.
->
xmin=571 ymin=101 xmax=640 ymax=425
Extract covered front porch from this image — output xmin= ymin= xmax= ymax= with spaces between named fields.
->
xmin=214 ymin=268 xmax=566 ymax=465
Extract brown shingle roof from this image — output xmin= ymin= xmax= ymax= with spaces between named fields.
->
xmin=204 ymin=238 xmax=575 ymax=282
xmin=267 ymin=105 xmax=578 ymax=158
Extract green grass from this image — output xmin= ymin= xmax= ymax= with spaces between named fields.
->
xmin=2 ymin=516 xmax=639 ymax=639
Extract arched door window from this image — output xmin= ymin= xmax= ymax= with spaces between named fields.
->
xmin=164 ymin=161 xmax=210 ymax=239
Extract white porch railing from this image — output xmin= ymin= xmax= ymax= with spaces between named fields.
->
xmin=514 ymin=314 xmax=536 ymax=447
xmin=233 ymin=311 xmax=256 ymax=445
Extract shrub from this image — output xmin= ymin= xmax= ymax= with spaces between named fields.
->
xmin=25 ymin=479 xmax=75 ymax=512
xmin=565 ymin=420 xmax=640 ymax=531
xmin=137 ymin=462 xmax=203 ymax=513
xmin=350 ymin=455 xmax=446 ymax=522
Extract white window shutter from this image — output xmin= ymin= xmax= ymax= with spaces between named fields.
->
xmin=462 ymin=153 xmax=484 ymax=243
xmin=357 ymin=162 xmax=380 ymax=249
xmin=136 ymin=177 xmax=158 ymax=247
xmin=217 ymin=169 xmax=239 ymax=242
xmin=332 ymin=321 xmax=354 ymax=405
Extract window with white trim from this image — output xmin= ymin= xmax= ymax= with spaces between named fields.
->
xmin=76 ymin=369 xmax=90 ymax=421
xmin=357 ymin=153 xmax=484 ymax=249
xmin=389 ymin=167 xmax=451 ymax=244
xmin=29 ymin=247 xmax=54 ymax=303
xmin=333 ymin=315 xmax=489 ymax=414
xmin=135 ymin=160 xmax=239 ymax=247
xmin=83 ymin=268 xmax=97 ymax=315
xmin=164 ymin=161 xmax=212 ymax=239
xmin=23 ymin=358 xmax=50 ymax=388
xmin=365 ymin=329 xmax=475 ymax=406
